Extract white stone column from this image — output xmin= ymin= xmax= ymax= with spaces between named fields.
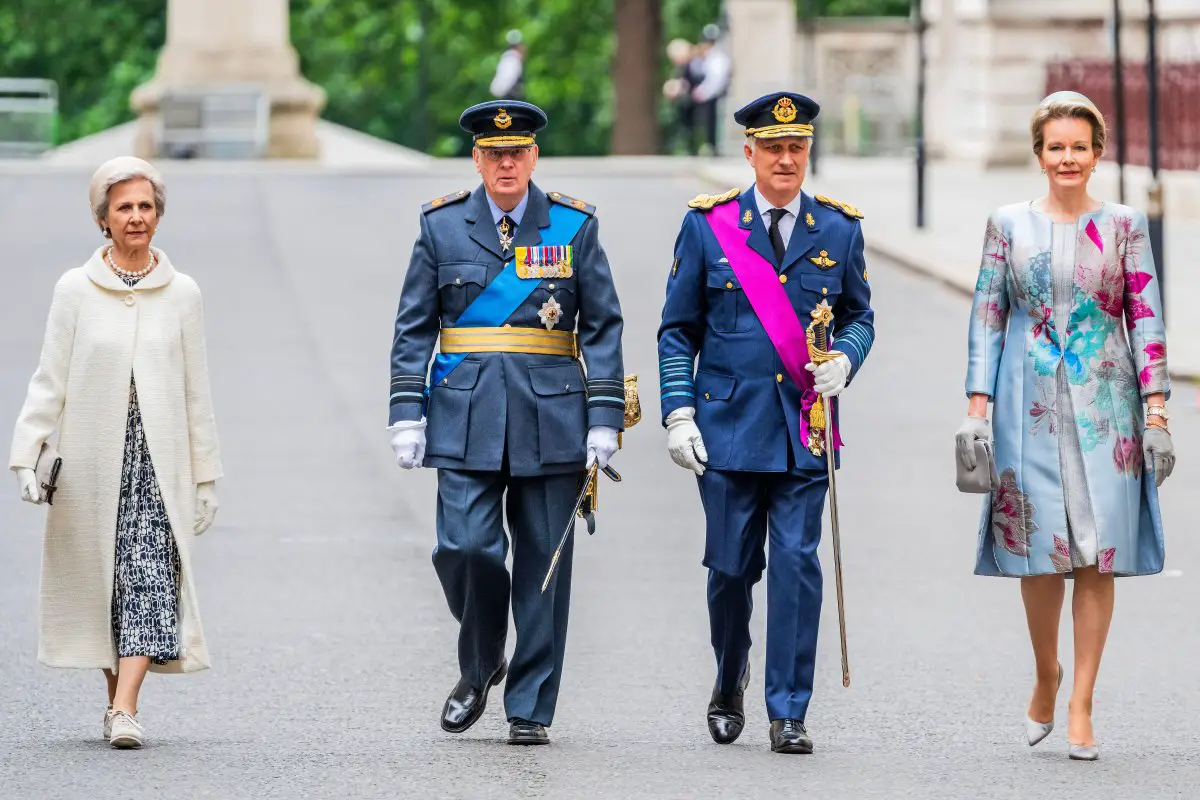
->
xmin=131 ymin=0 xmax=325 ymax=158
xmin=722 ymin=0 xmax=798 ymax=155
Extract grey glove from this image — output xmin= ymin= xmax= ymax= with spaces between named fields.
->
xmin=1143 ymin=426 xmax=1175 ymax=487
xmin=955 ymin=416 xmax=993 ymax=471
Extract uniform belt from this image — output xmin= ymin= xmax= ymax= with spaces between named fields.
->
xmin=439 ymin=327 xmax=578 ymax=357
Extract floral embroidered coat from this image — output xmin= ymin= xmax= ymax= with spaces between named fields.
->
xmin=966 ymin=203 xmax=1168 ymax=578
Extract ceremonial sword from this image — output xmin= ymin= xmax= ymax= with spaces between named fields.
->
xmin=809 ymin=301 xmax=851 ymax=688
xmin=540 ymin=462 xmax=621 ymax=593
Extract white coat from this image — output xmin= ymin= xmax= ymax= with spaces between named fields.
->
xmin=9 ymin=247 xmax=222 ymax=673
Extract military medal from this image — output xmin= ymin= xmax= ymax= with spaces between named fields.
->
xmin=538 ymin=296 xmax=563 ymax=330
xmin=498 ymin=217 xmax=514 ymax=253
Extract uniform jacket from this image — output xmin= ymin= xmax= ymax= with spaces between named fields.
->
xmin=389 ymin=182 xmax=625 ymax=477
xmin=657 ymin=186 xmax=875 ymax=472
xmin=966 ymin=203 xmax=1167 ymax=577
xmin=9 ymin=248 xmax=221 ymax=673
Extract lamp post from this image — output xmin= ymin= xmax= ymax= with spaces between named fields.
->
xmin=1111 ymin=0 xmax=1126 ymax=204
xmin=802 ymin=0 xmax=819 ymax=177
xmin=1146 ymin=0 xmax=1165 ymax=321
xmin=914 ymin=0 xmax=927 ymax=229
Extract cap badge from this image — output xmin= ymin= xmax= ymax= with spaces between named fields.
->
xmin=772 ymin=97 xmax=798 ymax=124
xmin=494 ymin=108 xmax=513 ymax=129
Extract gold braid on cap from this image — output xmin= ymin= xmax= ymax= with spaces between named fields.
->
xmin=475 ymin=135 xmax=536 ymax=148
xmin=744 ymin=123 xmax=814 ymax=139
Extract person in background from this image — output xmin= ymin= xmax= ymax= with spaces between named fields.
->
xmin=663 ymin=38 xmax=697 ymax=155
xmin=691 ymin=24 xmax=733 ymax=157
xmin=9 ymin=156 xmax=222 ymax=750
xmin=956 ymin=91 xmax=1175 ymax=762
xmin=490 ymin=29 xmax=527 ymax=101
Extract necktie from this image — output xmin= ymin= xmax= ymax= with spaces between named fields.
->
xmin=767 ymin=208 xmax=787 ymax=265
xmin=498 ymin=214 xmax=516 ymax=253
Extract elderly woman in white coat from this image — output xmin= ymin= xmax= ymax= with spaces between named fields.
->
xmin=9 ymin=156 xmax=222 ymax=749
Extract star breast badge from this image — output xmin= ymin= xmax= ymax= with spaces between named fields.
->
xmin=538 ymin=296 xmax=563 ymax=330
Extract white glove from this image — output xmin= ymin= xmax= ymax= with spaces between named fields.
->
xmin=388 ymin=418 xmax=427 ymax=470
xmin=586 ymin=426 xmax=620 ymax=469
xmin=194 ymin=481 xmax=219 ymax=535
xmin=805 ymin=353 xmax=852 ymax=397
xmin=666 ymin=407 xmax=708 ymax=476
xmin=15 ymin=467 xmax=42 ymax=504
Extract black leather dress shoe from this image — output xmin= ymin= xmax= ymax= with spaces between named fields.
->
xmin=707 ymin=665 xmax=751 ymax=744
xmin=508 ymin=719 xmax=549 ymax=745
xmin=769 ymin=719 xmax=814 ymax=754
xmin=440 ymin=660 xmax=508 ymax=733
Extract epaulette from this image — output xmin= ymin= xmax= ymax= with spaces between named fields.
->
xmin=687 ymin=187 xmax=740 ymax=210
xmin=814 ymin=194 xmax=864 ymax=220
xmin=547 ymin=191 xmax=596 ymax=216
xmin=422 ymin=189 xmax=470 ymax=214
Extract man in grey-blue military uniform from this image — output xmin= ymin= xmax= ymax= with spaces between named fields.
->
xmin=387 ymin=101 xmax=626 ymax=745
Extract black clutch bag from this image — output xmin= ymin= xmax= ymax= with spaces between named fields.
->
xmin=35 ymin=442 xmax=62 ymax=505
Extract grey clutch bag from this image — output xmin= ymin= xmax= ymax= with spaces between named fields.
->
xmin=35 ymin=442 xmax=62 ymax=505
xmin=956 ymin=439 xmax=998 ymax=494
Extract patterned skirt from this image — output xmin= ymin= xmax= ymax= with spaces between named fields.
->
xmin=111 ymin=377 xmax=182 ymax=665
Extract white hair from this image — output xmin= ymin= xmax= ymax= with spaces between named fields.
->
xmin=89 ymin=156 xmax=167 ymax=226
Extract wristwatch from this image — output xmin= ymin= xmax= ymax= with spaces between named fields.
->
xmin=1147 ymin=405 xmax=1169 ymax=421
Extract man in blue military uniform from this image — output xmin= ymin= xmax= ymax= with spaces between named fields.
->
xmin=388 ymin=100 xmax=626 ymax=745
xmin=657 ymin=92 xmax=875 ymax=754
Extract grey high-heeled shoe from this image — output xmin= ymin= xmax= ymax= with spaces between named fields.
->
xmin=1025 ymin=662 xmax=1064 ymax=746
xmin=1068 ymin=743 xmax=1099 ymax=761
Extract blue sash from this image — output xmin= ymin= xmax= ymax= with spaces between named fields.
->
xmin=429 ymin=203 xmax=589 ymax=387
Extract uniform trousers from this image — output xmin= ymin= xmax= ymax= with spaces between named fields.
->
xmin=434 ymin=466 xmax=580 ymax=726
xmin=698 ymin=465 xmax=828 ymax=722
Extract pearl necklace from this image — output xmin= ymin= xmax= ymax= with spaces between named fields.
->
xmin=106 ymin=247 xmax=155 ymax=281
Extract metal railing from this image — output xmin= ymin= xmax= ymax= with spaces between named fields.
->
xmin=156 ymin=85 xmax=269 ymax=159
xmin=0 ymin=78 xmax=58 ymax=158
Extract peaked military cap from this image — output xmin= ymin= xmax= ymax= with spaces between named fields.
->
xmin=734 ymin=92 xmax=820 ymax=140
xmin=459 ymin=100 xmax=547 ymax=148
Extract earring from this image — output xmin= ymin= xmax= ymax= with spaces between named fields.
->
xmin=1040 ymin=168 xmax=1046 ymax=175
xmin=103 ymin=226 xmax=112 ymax=239
xmin=1092 ymin=166 xmax=1096 ymax=174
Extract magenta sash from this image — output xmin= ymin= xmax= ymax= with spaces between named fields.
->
xmin=705 ymin=200 xmax=842 ymax=450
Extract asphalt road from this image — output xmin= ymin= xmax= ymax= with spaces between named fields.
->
xmin=1 ymin=160 xmax=1197 ymax=799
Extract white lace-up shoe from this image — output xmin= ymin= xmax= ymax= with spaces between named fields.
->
xmin=108 ymin=711 xmax=144 ymax=749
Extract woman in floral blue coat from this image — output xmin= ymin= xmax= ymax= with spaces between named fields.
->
xmin=956 ymin=92 xmax=1176 ymax=761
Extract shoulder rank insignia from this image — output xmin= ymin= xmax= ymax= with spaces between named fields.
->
xmin=688 ymin=187 xmax=741 ymax=210
xmin=814 ymin=194 xmax=864 ymax=220
xmin=548 ymin=191 xmax=596 ymax=216
xmin=422 ymin=189 xmax=470 ymax=214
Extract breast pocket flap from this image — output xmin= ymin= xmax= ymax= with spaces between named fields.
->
xmin=437 ymin=263 xmax=488 ymax=289
xmin=706 ymin=268 xmax=741 ymax=291
xmin=799 ymin=273 xmax=843 ymax=296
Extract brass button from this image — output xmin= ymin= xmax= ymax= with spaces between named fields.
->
xmin=776 ymin=373 xmax=783 ymax=383
xmin=548 ymin=283 xmax=556 ymax=290
xmin=704 ymin=392 xmax=711 ymax=400
xmin=565 ymin=384 xmax=571 ymax=391
xmin=725 ymin=281 xmax=733 ymax=289
xmin=441 ymin=378 xmax=448 ymax=385
xmin=455 ymin=277 xmax=462 ymax=285
xmin=779 ymin=274 xmax=788 ymax=284
xmin=124 ymin=294 xmax=135 ymax=306
xmin=822 ymin=288 xmax=828 ymax=295
xmin=503 ymin=323 xmax=512 ymax=328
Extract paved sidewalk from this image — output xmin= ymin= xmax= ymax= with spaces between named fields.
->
xmin=698 ymin=156 xmax=1200 ymax=381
